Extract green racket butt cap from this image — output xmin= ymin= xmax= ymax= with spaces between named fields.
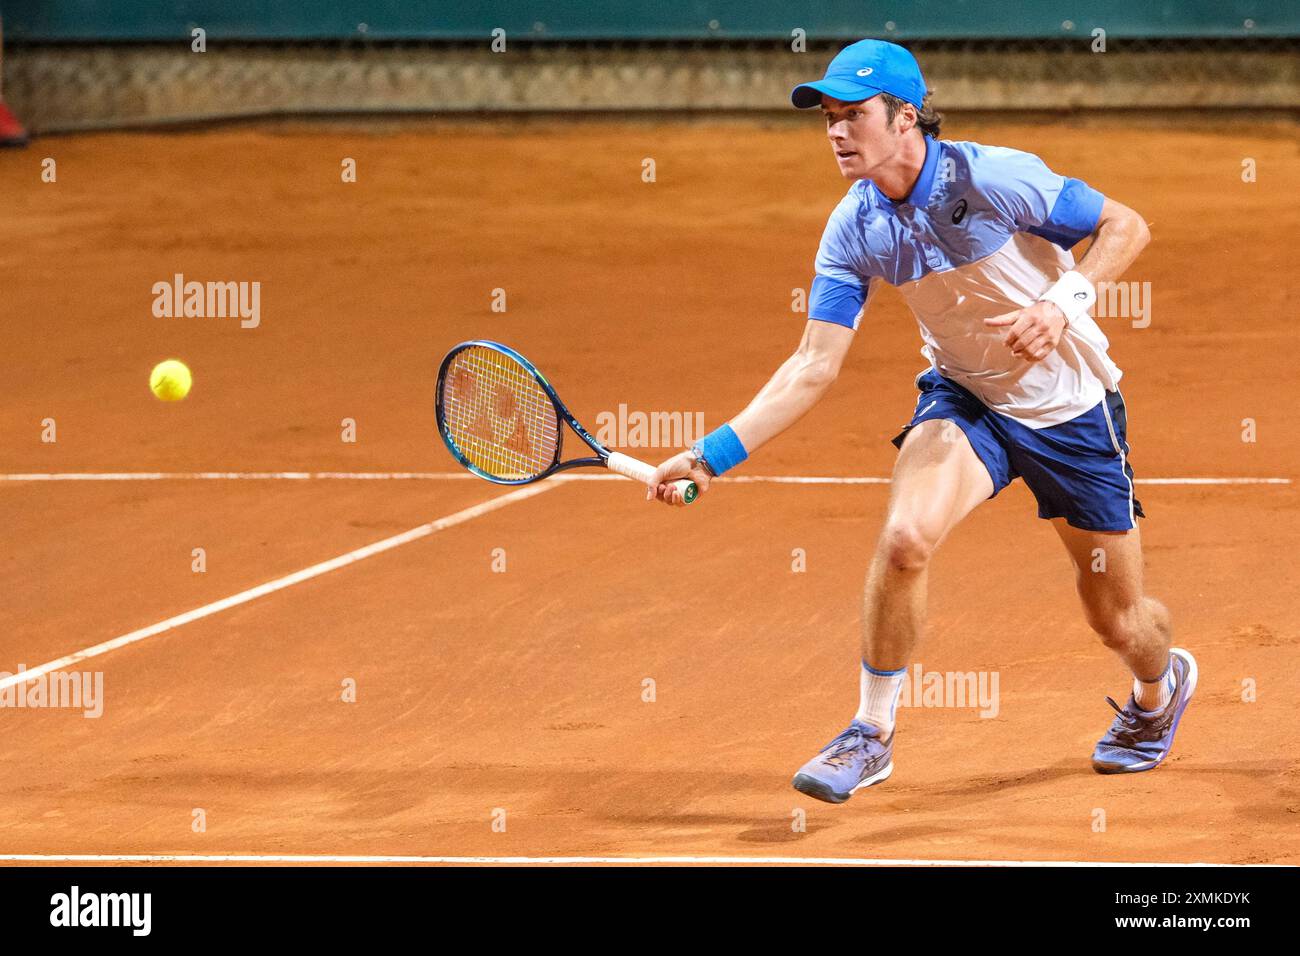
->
xmin=684 ymin=482 xmax=699 ymax=504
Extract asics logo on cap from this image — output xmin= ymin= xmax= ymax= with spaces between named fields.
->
xmin=789 ymin=39 xmax=925 ymax=110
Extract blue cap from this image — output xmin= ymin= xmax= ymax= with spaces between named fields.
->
xmin=791 ymin=39 xmax=926 ymax=110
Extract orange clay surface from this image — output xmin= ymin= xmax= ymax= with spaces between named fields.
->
xmin=0 ymin=118 xmax=1297 ymax=864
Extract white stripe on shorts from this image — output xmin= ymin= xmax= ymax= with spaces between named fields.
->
xmin=1100 ymin=389 xmax=1137 ymax=530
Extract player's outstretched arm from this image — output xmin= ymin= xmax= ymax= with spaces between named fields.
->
xmin=647 ymin=320 xmax=855 ymax=506
xmin=984 ymin=196 xmax=1150 ymax=361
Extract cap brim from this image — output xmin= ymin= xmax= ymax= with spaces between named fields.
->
xmin=790 ymin=78 xmax=882 ymax=109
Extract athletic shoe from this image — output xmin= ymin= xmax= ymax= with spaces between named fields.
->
xmin=1092 ymin=647 xmax=1197 ymax=774
xmin=792 ymin=719 xmax=894 ymax=803
xmin=0 ymin=101 xmax=29 ymax=147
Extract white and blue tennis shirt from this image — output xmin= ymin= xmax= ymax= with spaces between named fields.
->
xmin=808 ymin=136 xmax=1122 ymax=427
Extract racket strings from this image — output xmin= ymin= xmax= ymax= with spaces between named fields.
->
xmin=441 ymin=346 xmax=560 ymax=480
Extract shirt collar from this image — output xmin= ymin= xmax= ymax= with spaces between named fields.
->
xmin=870 ymin=134 xmax=939 ymax=209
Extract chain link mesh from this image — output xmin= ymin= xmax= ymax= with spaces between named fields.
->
xmin=5 ymin=37 xmax=1296 ymax=132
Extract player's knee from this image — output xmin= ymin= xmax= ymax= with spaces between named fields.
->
xmin=1084 ymin=601 xmax=1143 ymax=651
xmin=879 ymin=521 xmax=935 ymax=571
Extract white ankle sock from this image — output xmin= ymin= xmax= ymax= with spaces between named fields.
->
xmin=854 ymin=662 xmax=907 ymax=735
xmin=1133 ymin=657 xmax=1175 ymax=713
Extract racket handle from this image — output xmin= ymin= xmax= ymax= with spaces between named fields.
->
xmin=606 ymin=452 xmax=698 ymax=505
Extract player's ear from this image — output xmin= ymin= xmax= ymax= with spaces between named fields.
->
xmin=899 ymin=103 xmax=918 ymax=134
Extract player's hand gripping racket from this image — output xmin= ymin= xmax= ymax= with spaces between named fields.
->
xmin=436 ymin=341 xmax=697 ymax=504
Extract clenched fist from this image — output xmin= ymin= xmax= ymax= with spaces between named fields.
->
xmin=646 ymin=450 xmax=713 ymax=507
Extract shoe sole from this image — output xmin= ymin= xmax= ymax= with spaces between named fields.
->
xmin=1093 ymin=647 xmax=1198 ymax=774
xmin=791 ymin=761 xmax=893 ymax=804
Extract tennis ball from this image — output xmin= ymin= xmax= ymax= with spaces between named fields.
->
xmin=149 ymin=359 xmax=192 ymax=402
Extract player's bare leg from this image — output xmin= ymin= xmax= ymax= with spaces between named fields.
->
xmin=1052 ymin=521 xmax=1170 ymax=676
xmin=1053 ymin=520 xmax=1196 ymax=773
xmin=792 ymin=418 xmax=992 ymax=802
xmin=864 ymin=418 xmax=994 ymax=670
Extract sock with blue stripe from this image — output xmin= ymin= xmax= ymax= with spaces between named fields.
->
xmin=854 ymin=661 xmax=906 ymax=736
xmin=1133 ymin=656 xmax=1175 ymax=714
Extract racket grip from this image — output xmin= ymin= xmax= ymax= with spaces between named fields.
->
xmin=606 ymin=452 xmax=698 ymax=504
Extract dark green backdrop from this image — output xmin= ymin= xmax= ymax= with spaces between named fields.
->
xmin=3 ymin=0 xmax=1293 ymax=41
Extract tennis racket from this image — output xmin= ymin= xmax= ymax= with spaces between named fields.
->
xmin=435 ymin=340 xmax=698 ymax=504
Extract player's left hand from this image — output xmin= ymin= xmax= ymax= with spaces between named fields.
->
xmin=984 ymin=302 xmax=1068 ymax=362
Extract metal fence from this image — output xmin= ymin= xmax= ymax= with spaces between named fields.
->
xmin=5 ymin=36 xmax=1296 ymax=133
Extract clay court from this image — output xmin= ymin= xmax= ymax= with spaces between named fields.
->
xmin=1 ymin=115 xmax=1297 ymax=865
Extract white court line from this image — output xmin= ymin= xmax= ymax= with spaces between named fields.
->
xmin=0 ymin=854 xmax=1276 ymax=867
xmin=0 ymin=471 xmax=480 ymax=481
xmin=1133 ymin=477 xmax=1290 ymax=485
xmin=0 ymin=482 xmax=557 ymax=693
xmin=0 ymin=472 xmax=1291 ymax=485
xmin=0 ymin=468 xmax=1288 ymax=688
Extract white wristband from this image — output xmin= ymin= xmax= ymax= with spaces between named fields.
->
xmin=1038 ymin=270 xmax=1095 ymax=324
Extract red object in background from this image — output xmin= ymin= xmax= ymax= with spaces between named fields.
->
xmin=0 ymin=100 xmax=28 ymax=146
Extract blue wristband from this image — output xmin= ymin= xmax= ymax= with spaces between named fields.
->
xmin=697 ymin=424 xmax=748 ymax=476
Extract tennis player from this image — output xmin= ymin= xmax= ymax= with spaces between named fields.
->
xmin=647 ymin=39 xmax=1195 ymax=803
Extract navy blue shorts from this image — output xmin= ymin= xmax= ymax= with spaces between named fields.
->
xmin=892 ymin=369 xmax=1144 ymax=533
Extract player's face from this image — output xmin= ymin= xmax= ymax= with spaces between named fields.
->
xmin=821 ymin=94 xmax=904 ymax=181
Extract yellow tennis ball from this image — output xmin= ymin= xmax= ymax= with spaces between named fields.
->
xmin=149 ymin=359 xmax=192 ymax=402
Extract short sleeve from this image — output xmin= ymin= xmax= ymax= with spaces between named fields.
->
xmin=808 ymin=195 xmax=872 ymax=330
xmin=974 ymin=146 xmax=1104 ymax=250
